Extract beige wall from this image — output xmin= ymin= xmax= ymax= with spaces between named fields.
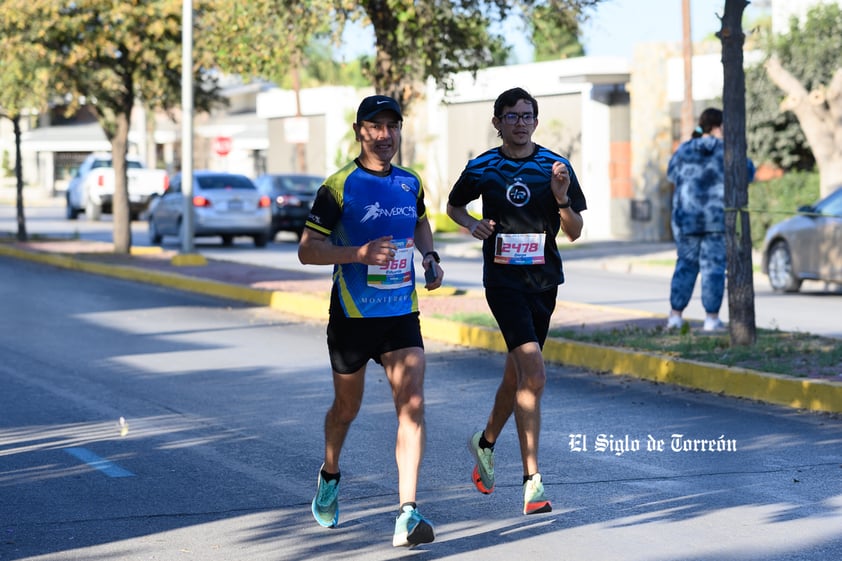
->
xmin=266 ymin=115 xmax=328 ymax=176
xmin=443 ymin=93 xmax=584 ymax=196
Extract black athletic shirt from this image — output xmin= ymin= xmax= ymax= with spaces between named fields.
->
xmin=448 ymin=144 xmax=587 ymax=292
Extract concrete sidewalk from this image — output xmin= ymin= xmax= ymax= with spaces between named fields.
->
xmin=1 ymin=236 xmax=841 ymax=415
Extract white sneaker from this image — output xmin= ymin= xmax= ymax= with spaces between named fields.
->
xmin=703 ymin=317 xmax=725 ymax=332
xmin=666 ymin=315 xmax=683 ymax=329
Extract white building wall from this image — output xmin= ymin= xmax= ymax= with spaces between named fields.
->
xmin=421 ymin=79 xmax=449 ymax=215
xmin=579 ymin=85 xmax=613 ymax=241
xmin=428 ymin=57 xmax=629 ymax=241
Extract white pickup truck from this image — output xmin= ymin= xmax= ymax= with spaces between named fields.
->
xmin=65 ymin=153 xmax=169 ymax=221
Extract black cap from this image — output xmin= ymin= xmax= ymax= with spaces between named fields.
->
xmin=356 ymin=95 xmax=402 ymax=123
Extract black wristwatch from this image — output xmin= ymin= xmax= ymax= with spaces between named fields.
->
xmin=557 ymin=197 xmax=571 ymax=209
xmin=424 ymin=251 xmax=440 ymax=263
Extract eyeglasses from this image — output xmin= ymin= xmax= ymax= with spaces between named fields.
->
xmin=361 ymin=121 xmax=402 ymax=133
xmin=499 ymin=112 xmax=535 ymax=125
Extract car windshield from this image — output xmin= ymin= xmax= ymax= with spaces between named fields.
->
xmin=90 ymin=159 xmax=143 ymax=169
xmin=815 ymin=189 xmax=842 ymax=217
xmin=275 ymin=176 xmax=322 ymax=194
xmin=198 ymin=175 xmax=256 ymax=190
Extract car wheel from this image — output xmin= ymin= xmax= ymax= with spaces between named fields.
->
xmin=66 ymin=195 xmax=80 ymax=220
xmin=148 ymin=217 xmax=163 ymax=245
xmin=767 ymin=241 xmax=802 ymax=293
xmin=253 ymin=232 xmax=268 ymax=248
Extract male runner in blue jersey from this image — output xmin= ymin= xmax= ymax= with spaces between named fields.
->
xmin=299 ymin=94 xmax=442 ymax=547
xmin=447 ymin=87 xmax=586 ymax=516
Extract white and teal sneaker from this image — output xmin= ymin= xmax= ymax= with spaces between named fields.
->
xmin=468 ymin=431 xmax=495 ymax=494
xmin=311 ymin=465 xmax=339 ymax=528
xmin=523 ymin=473 xmax=552 ymax=515
xmin=392 ymin=504 xmax=435 ymax=547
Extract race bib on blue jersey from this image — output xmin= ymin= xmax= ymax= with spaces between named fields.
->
xmin=367 ymin=238 xmax=414 ymax=289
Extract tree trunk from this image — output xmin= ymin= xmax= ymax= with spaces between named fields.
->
xmin=765 ymin=59 xmax=842 ymax=199
xmin=13 ymin=114 xmax=27 ymax=242
xmin=721 ymin=0 xmax=756 ymax=346
xmin=111 ymin=111 xmax=132 ymax=254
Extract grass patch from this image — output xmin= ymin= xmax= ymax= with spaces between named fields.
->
xmin=549 ymin=325 xmax=842 ymax=378
xmin=437 ymin=311 xmax=842 ymax=378
xmin=445 ymin=312 xmax=498 ymax=329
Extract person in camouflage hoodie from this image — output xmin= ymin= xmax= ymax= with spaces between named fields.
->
xmin=665 ymin=108 xmax=755 ymax=332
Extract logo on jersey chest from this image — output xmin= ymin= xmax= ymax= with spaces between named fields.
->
xmin=361 ymin=201 xmax=417 ymax=223
xmin=506 ymin=178 xmax=531 ymax=207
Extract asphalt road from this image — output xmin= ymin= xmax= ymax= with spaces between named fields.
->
xmin=4 ymin=202 xmax=841 ymax=337
xmin=2 ymin=256 xmax=842 ymax=560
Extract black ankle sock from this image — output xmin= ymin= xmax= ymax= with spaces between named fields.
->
xmin=321 ymin=469 xmax=340 ymax=483
xmin=400 ymin=501 xmax=417 ymax=512
xmin=479 ymin=431 xmax=495 ymax=450
xmin=523 ymin=473 xmax=537 ymax=485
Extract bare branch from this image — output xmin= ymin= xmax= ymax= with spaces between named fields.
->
xmin=765 ymin=55 xmax=836 ymax=161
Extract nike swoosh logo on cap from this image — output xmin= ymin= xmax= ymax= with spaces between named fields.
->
xmin=377 ymin=100 xmax=389 ymax=104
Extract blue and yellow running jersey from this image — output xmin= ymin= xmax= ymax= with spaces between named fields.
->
xmin=305 ymin=159 xmax=427 ymax=318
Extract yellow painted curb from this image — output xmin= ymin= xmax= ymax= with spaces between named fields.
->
xmin=3 ymin=242 xmax=840 ymax=414
xmin=421 ymin=317 xmax=508 ymax=354
xmin=170 ymin=253 xmax=208 ymax=266
xmin=419 ymin=307 xmax=842 ymax=414
xmin=130 ymin=246 xmax=164 ymax=256
xmin=540 ymin=337 xmax=842 ymax=414
xmin=0 ymin=244 xmax=265 ymax=304
xmin=268 ymin=290 xmax=329 ymax=321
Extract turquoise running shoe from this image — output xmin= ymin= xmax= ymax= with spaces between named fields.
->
xmin=392 ymin=505 xmax=435 ymax=547
xmin=468 ymin=431 xmax=495 ymax=494
xmin=311 ymin=465 xmax=339 ymax=528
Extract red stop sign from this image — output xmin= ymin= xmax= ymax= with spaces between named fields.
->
xmin=213 ymin=136 xmax=232 ymax=156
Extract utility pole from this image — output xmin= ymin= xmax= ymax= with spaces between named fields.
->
xmin=681 ymin=0 xmax=695 ymax=140
xmin=180 ymin=0 xmax=195 ymax=255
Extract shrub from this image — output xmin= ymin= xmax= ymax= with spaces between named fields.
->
xmin=749 ymin=171 xmax=820 ymax=247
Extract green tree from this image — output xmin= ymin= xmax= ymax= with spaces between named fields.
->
xmin=529 ymin=3 xmax=584 ymax=61
xmin=762 ymin=2 xmax=842 ymax=198
xmin=357 ymin=0 xmax=601 ymax=112
xmin=0 ymin=0 xmax=224 ymax=254
xmin=203 ymin=0 xmax=600 ymax=171
xmin=295 ymin=41 xmax=371 ymax=89
xmin=0 ymin=28 xmax=51 ymax=242
xmin=203 ymin=0 xmax=333 ymax=86
xmin=745 ymin=63 xmax=814 ymax=172
xmin=205 ymin=1 xmax=602 ymax=114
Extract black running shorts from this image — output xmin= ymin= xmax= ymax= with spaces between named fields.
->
xmin=485 ymin=286 xmax=558 ymax=352
xmin=326 ymin=290 xmax=424 ymax=374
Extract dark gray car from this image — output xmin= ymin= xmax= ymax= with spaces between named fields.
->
xmin=761 ymin=186 xmax=842 ymax=292
xmin=254 ymin=173 xmax=323 ymax=240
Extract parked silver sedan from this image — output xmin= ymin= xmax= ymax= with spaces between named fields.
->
xmin=147 ymin=171 xmax=272 ymax=247
xmin=761 ymin=186 xmax=842 ymax=292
